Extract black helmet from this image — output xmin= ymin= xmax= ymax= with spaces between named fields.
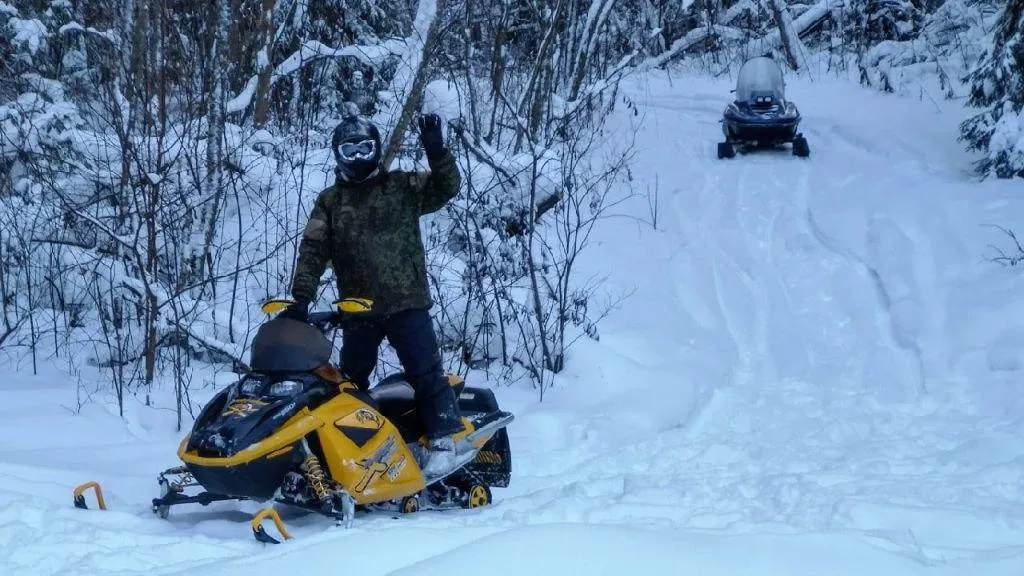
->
xmin=332 ymin=116 xmax=382 ymax=183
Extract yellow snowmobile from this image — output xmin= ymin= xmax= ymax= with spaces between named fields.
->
xmin=74 ymin=298 xmax=514 ymax=543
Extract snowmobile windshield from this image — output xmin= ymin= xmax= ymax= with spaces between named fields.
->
xmin=735 ymin=57 xmax=786 ymax=103
xmin=248 ymin=317 xmax=333 ymax=373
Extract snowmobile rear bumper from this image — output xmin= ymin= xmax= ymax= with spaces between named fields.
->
xmin=460 ymin=413 xmax=513 ymax=488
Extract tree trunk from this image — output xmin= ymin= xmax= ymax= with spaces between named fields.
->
xmin=486 ymin=4 xmax=510 ymax=145
xmin=253 ymin=0 xmax=275 ymax=127
xmin=770 ymin=0 xmax=806 ymax=71
xmin=381 ymin=0 xmax=445 ymax=169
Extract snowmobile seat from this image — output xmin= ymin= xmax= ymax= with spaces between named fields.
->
xmin=367 ymin=373 xmax=467 ymax=441
xmin=367 ymin=375 xmax=415 ymax=404
xmin=368 ymin=373 xmax=466 ymax=404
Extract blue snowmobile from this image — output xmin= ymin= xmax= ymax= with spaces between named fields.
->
xmin=718 ymin=56 xmax=809 ymax=159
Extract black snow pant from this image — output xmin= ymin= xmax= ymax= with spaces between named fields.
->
xmin=340 ymin=307 xmax=463 ymax=439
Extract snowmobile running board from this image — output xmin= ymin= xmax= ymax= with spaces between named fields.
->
xmin=73 ymin=481 xmax=107 ymax=510
xmin=252 ymin=508 xmax=293 ymax=544
xmin=152 ymin=489 xmax=241 ymax=509
xmin=421 ymin=411 xmax=514 ymax=487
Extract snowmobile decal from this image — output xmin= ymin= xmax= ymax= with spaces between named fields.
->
xmin=336 ymin=408 xmax=383 ymax=430
xmin=355 ymin=462 xmax=389 ymax=493
xmin=386 ymin=456 xmax=408 ymax=480
xmin=338 ymin=425 xmax=378 ymax=448
xmin=222 ymin=398 xmax=268 ymax=418
xmin=474 ymin=450 xmax=503 ymax=465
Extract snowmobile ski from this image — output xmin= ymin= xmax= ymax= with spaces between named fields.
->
xmin=72 ymin=481 xmax=107 ymax=510
xmin=251 ymin=508 xmax=292 ymax=544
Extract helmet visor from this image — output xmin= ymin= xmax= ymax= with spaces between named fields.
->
xmin=338 ymin=139 xmax=378 ymax=162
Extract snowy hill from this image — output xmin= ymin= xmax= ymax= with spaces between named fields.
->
xmin=2 ymin=70 xmax=1024 ymax=575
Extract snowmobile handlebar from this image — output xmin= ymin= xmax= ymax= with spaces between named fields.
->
xmin=261 ymin=297 xmax=375 ymax=335
xmin=306 ymin=311 xmax=344 ymax=333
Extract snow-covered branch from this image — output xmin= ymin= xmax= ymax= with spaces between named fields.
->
xmin=642 ymin=25 xmax=748 ymax=70
xmin=380 ymin=0 xmax=443 ymax=168
xmin=58 ymin=22 xmax=120 ymax=46
xmin=740 ymin=0 xmax=834 ymax=58
xmin=226 ymin=38 xmax=406 ymax=115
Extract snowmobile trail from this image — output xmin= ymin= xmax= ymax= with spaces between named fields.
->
xmin=611 ymin=74 xmax=1024 ymax=566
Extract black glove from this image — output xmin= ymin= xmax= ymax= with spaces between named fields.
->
xmin=277 ymin=300 xmax=308 ymax=323
xmin=418 ymin=113 xmax=445 ymax=160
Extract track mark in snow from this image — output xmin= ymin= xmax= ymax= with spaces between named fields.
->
xmin=803 ymin=202 xmax=927 ymax=398
xmin=734 ymin=162 xmax=780 ymax=386
xmin=675 ymin=162 xmax=771 ymax=388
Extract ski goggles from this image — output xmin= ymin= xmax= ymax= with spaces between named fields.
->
xmin=337 ymin=138 xmax=378 ymax=161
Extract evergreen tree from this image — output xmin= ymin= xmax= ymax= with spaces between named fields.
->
xmin=960 ymin=0 xmax=1024 ymax=179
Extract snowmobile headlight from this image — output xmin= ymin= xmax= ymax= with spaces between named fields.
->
xmin=268 ymin=380 xmax=303 ymax=396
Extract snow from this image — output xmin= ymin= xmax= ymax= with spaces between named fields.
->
xmin=225 ymin=77 xmax=259 ymax=115
xmin=58 ymin=22 xmax=120 ymax=45
xmin=171 ymin=524 xmax=1024 ymax=575
xmin=3 ymin=69 xmax=1024 ymax=574
xmin=7 ymin=17 xmax=47 ymax=54
xmin=420 ymin=79 xmax=461 ymax=122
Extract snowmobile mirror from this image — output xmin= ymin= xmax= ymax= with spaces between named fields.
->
xmin=261 ymin=299 xmax=295 ymax=315
xmin=334 ymin=298 xmax=374 ymax=314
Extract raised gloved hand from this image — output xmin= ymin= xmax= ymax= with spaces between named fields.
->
xmin=418 ymin=113 xmax=445 ymax=160
xmin=277 ymin=300 xmax=309 ymax=323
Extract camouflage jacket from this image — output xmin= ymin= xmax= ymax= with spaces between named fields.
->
xmin=289 ymin=150 xmax=461 ymax=316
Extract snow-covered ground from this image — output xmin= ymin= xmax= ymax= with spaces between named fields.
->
xmin=3 ymin=69 xmax=1024 ymax=575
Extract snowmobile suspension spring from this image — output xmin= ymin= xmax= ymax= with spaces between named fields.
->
xmin=303 ymin=455 xmax=331 ymax=501
xmin=171 ymin=472 xmax=194 ymax=491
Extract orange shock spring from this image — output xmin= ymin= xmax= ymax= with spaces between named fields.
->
xmin=302 ymin=455 xmax=331 ymax=501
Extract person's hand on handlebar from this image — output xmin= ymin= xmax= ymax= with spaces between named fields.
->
xmin=277 ymin=301 xmax=308 ymax=323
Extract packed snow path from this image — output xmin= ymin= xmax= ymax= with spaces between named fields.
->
xmin=2 ymin=73 xmax=1024 ymax=574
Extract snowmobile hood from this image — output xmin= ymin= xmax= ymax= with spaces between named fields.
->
xmin=735 ymin=56 xmax=786 ymax=104
xmin=183 ymin=379 xmax=331 ymax=463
